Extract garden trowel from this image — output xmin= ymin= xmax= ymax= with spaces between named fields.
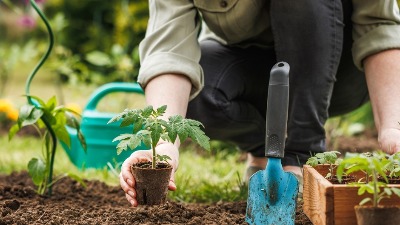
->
xmin=245 ymin=62 xmax=299 ymax=225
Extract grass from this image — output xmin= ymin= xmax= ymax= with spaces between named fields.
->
xmin=0 ymin=134 xmax=248 ymax=203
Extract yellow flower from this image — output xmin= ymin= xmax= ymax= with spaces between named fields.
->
xmin=65 ymin=103 xmax=82 ymax=115
xmin=0 ymin=99 xmax=18 ymax=122
xmin=6 ymin=108 xmax=19 ymax=121
xmin=0 ymin=99 xmax=13 ymax=113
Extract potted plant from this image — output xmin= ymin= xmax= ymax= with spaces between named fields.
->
xmin=108 ymin=105 xmax=211 ymax=205
xmin=337 ymin=152 xmax=400 ymax=225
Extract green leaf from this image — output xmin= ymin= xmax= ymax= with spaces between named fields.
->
xmin=150 ymin=122 xmax=162 ymax=147
xmin=186 ymin=125 xmax=210 ymax=151
xmin=65 ymin=112 xmax=80 ymax=129
xmin=306 ymin=157 xmax=318 ymax=167
xmin=156 ymin=105 xmax=167 ymax=115
xmin=142 ymin=106 xmax=153 ymax=117
xmin=41 ymin=110 xmax=57 ymax=125
xmin=336 ymin=163 xmax=345 ymax=182
xmin=128 ymin=135 xmax=141 ymax=150
xmin=45 ymin=96 xmax=57 ymax=111
xmin=359 ymin=198 xmax=371 ymax=206
xmin=21 ymin=107 xmax=44 ymax=127
xmin=160 ymin=133 xmax=171 ymax=143
xmin=384 ymin=187 xmax=392 ymax=196
xmin=112 ymin=134 xmax=133 ymax=142
xmin=27 ymin=158 xmax=46 ymax=186
xmin=18 ymin=104 xmax=35 ymax=121
xmin=26 ymin=95 xmax=46 ymax=108
xmin=66 ymin=173 xmax=87 ymax=188
xmin=8 ymin=123 xmax=20 ymax=141
xmin=53 ymin=123 xmax=70 ymax=147
xmin=137 ymin=130 xmax=151 ymax=148
xmin=120 ymin=115 xmax=135 ymax=127
xmin=85 ymin=51 xmax=112 ymax=66
xmin=77 ymin=130 xmax=87 ymax=153
xmin=133 ymin=118 xmax=144 ymax=133
xmin=157 ymin=154 xmax=171 ymax=163
xmin=116 ymin=139 xmax=130 ymax=155
xmin=358 ymin=185 xmax=367 ymax=195
xmin=391 ymin=188 xmax=400 ymax=197
xmin=107 ymin=111 xmax=126 ymax=124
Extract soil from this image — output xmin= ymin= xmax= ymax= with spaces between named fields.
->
xmin=0 ymin=128 xmax=380 ymax=225
xmin=0 ymin=172 xmax=312 ymax=225
xmin=328 ymin=175 xmax=357 ymax=184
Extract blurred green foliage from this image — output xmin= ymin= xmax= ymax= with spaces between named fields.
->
xmin=44 ymin=0 xmax=148 ymax=84
xmin=0 ymin=0 xmax=149 ymax=85
xmin=45 ymin=0 xmax=148 ymax=55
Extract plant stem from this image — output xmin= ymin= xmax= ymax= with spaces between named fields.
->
xmin=42 ymin=118 xmax=57 ymax=196
xmin=152 ymin=144 xmax=156 ymax=169
xmin=26 ymin=0 xmax=54 ymax=105
xmin=372 ymin=169 xmax=378 ymax=207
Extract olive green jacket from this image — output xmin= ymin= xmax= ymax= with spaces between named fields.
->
xmin=138 ymin=0 xmax=400 ymax=99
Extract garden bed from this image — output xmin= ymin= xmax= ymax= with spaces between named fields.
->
xmin=0 ymin=171 xmax=312 ymax=225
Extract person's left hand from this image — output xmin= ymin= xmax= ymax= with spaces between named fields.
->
xmin=378 ymin=127 xmax=400 ymax=154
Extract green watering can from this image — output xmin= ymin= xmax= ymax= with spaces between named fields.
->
xmin=61 ymin=82 xmax=145 ymax=169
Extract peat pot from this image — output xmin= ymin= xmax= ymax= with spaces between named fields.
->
xmin=354 ymin=205 xmax=400 ymax=225
xmin=131 ymin=162 xmax=173 ymax=205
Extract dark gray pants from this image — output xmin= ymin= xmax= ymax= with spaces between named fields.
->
xmin=187 ymin=0 xmax=369 ymax=166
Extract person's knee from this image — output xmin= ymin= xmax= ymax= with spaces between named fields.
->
xmin=187 ymin=88 xmax=228 ymax=127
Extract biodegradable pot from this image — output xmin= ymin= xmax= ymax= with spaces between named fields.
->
xmin=355 ymin=205 xmax=400 ymax=225
xmin=131 ymin=162 xmax=172 ymax=205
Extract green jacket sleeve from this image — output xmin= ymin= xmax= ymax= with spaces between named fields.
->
xmin=352 ymin=0 xmax=400 ymax=70
xmin=138 ymin=0 xmax=203 ymax=100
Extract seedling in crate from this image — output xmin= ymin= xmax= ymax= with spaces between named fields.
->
xmin=306 ymin=151 xmax=341 ymax=180
xmin=337 ymin=151 xmax=400 ymax=207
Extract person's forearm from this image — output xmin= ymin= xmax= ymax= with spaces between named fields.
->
xmin=144 ymin=73 xmax=192 ymax=119
xmin=364 ymin=49 xmax=400 ymax=134
xmin=145 ymin=73 xmax=192 ymax=149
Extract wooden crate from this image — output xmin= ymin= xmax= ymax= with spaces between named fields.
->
xmin=303 ymin=165 xmax=400 ymax=225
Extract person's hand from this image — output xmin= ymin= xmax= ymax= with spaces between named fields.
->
xmin=378 ymin=127 xmax=400 ymax=154
xmin=119 ymin=142 xmax=179 ymax=207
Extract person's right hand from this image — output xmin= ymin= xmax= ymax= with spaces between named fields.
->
xmin=119 ymin=142 xmax=179 ymax=207
xmin=378 ymin=127 xmax=400 ymax=155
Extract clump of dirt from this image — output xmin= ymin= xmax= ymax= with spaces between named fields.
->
xmin=0 ymin=171 xmax=312 ymax=225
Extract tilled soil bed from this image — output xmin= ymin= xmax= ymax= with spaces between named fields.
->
xmin=0 ymin=171 xmax=312 ymax=225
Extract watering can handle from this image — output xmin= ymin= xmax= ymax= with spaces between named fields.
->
xmin=265 ymin=62 xmax=289 ymax=158
xmin=85 ymin=82 xmax=144 ymax=111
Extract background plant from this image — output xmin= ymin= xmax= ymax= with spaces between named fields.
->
xmin=383 ymin=152 xmax=400 ymax=178
xmin=337 ymin=151 xmax=400 ymax=207
xmin=7 ymin=0 xmax=86 ymax=196
xmin=9 ymin=95 xmax=86 ymax=195
xmin=108 ymin=105 xmax=211 ymax=169
xmin=306 ymin=151 xmax=341 ymax=180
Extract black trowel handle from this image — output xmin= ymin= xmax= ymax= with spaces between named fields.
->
xmin=265 ymin=62 xmax=289 ymax=158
